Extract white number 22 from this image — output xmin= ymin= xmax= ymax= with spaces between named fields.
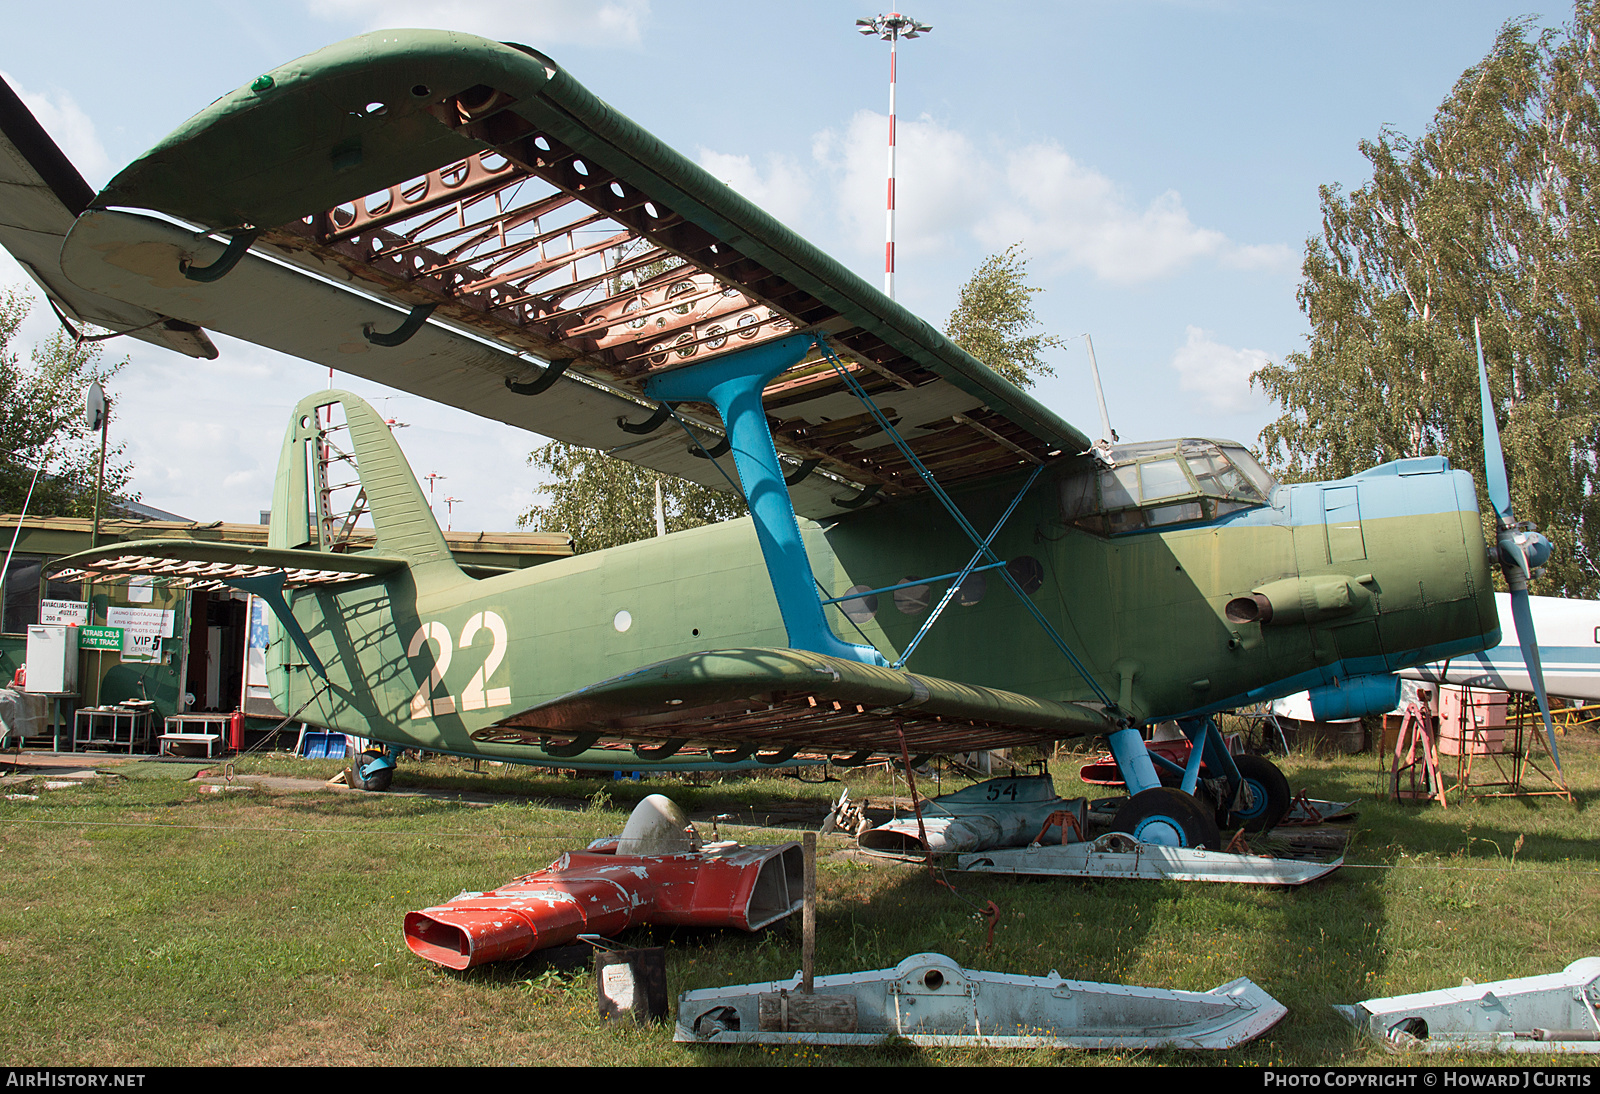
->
xmin=407 ymin=612 xmax=511 ymax=718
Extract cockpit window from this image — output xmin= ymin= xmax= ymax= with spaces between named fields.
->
xmin=1221 ymin=446 xmax=1275 ymax=499
xmin=1139 ymin=459 xmax=1191 ymax=502
xmin=1059 ymin=438 xmax=1276 ymax=537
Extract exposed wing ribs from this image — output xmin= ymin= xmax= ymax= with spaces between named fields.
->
xmin=254 ymin=96 xmax=1054 ymax=499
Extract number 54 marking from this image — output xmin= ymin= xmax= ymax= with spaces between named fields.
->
xmin=407 ymin=611 xmax=512 ymax=718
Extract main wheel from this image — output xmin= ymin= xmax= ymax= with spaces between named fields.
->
xmin=347 ymin=748 xmax=394 ymax=792
xmin=1110 ymin=787 xmax=1221 ymax=850
xmin=1219 ymin=754 xmax=1290 ymax=833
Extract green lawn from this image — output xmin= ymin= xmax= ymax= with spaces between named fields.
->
xmin=1 ymin=735 xmax=1595 ymax=1066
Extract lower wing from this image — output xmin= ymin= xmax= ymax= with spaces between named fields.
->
xmin=473 ymin=647 xmax=1114 ymax=757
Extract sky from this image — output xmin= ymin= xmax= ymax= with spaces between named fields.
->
xmin=0 ymin=0 xmax=1570 ymax=532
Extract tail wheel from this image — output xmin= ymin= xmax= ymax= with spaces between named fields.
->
xmin=1110 ymin=787 xmax=1221 ymax=850
xmin=1220 ymin=755 xmax=1290 ymax=833
xmin=347 ymin=748 xmax=394 ymax=793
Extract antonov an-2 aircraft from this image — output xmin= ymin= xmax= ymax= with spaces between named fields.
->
xmin=0 ymin=29 xmax=1525 ymax=849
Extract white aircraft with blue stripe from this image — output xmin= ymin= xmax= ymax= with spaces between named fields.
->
xmin=1402 ymin=593 xmax=1600 ymax=702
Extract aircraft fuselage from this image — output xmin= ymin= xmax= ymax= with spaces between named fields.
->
xmin=269 ymin=442 xmax=1497 ymax=760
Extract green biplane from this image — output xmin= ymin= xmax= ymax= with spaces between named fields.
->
xmin=0 ymin=30 xmax=1504 ymax=847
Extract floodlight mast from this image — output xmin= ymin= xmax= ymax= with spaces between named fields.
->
xmin=857 ymin=12 xmax=931 ymax=300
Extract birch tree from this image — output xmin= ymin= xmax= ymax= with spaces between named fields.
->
xmin=1255 ymin=4 xmax=1600 ymax=595
xmin=0 ymin=288 xmax=134 ymax=517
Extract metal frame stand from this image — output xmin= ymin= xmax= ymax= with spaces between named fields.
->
xmin=1387 ymin=694 xmax=1446 ymax=807
xmin=1456 ymin=690 xmax=1572 ymax=803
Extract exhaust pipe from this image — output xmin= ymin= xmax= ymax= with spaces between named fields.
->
xmin=404 ymin=796 xmax=803 ymax=970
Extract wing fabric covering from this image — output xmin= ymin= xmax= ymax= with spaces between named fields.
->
xmin=474 ymin=647 xmax=1114 ymax=754
xmin=68 ymin=30 xmax=1093 ymax=517
xmin=0 ymin=77 xmax=217 ymax=358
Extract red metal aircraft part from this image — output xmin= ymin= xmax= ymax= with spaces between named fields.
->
xmin=1078 ymin=740 xmax=1194 ymax=787
xmin=403 ymin=841 xmax=804 ymax=970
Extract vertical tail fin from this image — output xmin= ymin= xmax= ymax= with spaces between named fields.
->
xmin=269 ymin=390 xmax=462 ymax=584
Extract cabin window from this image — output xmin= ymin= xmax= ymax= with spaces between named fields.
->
xmin=1139 ymin=459 xmax=1190 ymax=501
xmin=894 ymin=578 xmax=930 ymax=615
xmin=955 ymin=571 xmax=986 ymax=606
xmin=1007 ymin=556 xmax=1044 ymax=595
xmin=839 ymin=585 xmax=877 ymax=624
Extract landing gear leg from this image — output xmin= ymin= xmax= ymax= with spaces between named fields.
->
xmin=347 ymin=744 xmax=397 ymax=792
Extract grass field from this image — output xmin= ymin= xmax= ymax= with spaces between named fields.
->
xmin=1 ymin=732 xmax=1596 ymax=1067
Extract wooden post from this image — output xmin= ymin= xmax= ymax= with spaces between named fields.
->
xmin=802 ymin=831 xmax=816 ymax=994
xmin=756 ymin=832 xmax=857 ymax=1034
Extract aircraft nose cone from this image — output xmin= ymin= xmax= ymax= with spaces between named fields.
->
xmin=1513 ymin=527 xmax=1552 ymax=572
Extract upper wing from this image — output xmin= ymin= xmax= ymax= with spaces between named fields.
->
xmin=0 ymin=77 xmax=217 ymax=359
xmin=45 ymin=30 xmax=1091 ymax=517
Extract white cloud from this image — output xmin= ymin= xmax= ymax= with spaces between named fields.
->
xmin=695 ymin=149 xmax=815 ymax=231
xmin=1170 ymin=325 xmax=1272 ymax=413
xmin=813 ymin=110 xmax=1000 ymax=262
xmin=0 ymin=72 xmax=111 ymax=185
xmin=978 ymin=142 xmax=1298 ymax=283
xmin=307 ymin=0 xmax=651 ymax=49
xmin=980 ymin=145 xmax=1226 ymax=283
xmin=797 ymin=111 xmax=1291 ymax=284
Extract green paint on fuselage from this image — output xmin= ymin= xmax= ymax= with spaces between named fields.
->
xmin=266 ymin=402 xmax=1496 ymax=758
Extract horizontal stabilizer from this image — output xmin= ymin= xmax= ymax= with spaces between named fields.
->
xmin=48 ymin=538 xmax=407 ymax=589
xmin=474 ymin=647 xmax=1115 ymax=756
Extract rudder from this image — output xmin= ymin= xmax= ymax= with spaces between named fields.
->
xmin=269 ymin=390 xmax=462 ymax=585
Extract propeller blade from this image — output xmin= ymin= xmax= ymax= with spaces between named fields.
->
xmin=1475 ymin=318 xmax=1514 ymax=530
xmin=1476 ymin=318 xmax=1563 ymax=777
xmin=1508 ymin=588 xmax=1564 ymax=774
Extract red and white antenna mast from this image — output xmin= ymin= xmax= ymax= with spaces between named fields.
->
xmin=857 ymin=11 xmax=931 ymax=300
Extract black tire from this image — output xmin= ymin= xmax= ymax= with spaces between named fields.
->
xmin=1219 ymin=754 xmax=1290 ymax=833
xmin=1110 ymin=787 xmax=1221 ymax=850
xmin=347 ymin=748 xmax=394 ymax=792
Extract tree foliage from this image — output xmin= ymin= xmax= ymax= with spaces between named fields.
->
xmin=1254 ymin=4 xmax=1600 ymax=595
xmin=520 ymin=440 xmax=745 ymax=554
xmin=944 ymin=243 xmax=1060 ymax=389
xmin=521 ymin=246 xmax=1062 ymax=552
xmin=0 ymin=289 xmax=134 ymax=517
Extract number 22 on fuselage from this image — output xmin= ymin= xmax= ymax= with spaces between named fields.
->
xmin=406 ymin=612 xmax=512 ymax=718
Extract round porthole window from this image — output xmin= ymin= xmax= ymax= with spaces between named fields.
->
xmin=955 ymin=571 xmax=987 ymax=606
xmin=613 ymin=610 xmax=633 ymax=632
xmin=838 ymin=585 xmax=878 ymax=625
xmin=1006 ymin=556 xmax=1045 ymax=595
xmin=623 ymin=298 xmax=645 ymax=329
xmin=894 ymin=577 xmax=930 ymax=615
